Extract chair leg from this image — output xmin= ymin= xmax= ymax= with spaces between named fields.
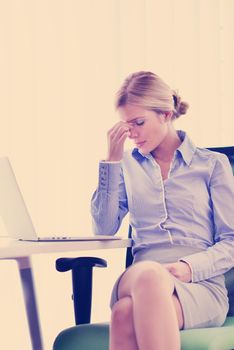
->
xmin=72 ymin=266 xmax=93 ymax=324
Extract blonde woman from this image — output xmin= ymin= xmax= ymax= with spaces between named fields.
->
xmin=91 ymin=71 xmax=234 ymax=350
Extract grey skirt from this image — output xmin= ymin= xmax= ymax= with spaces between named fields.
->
xmin=110 ymin=245 xmax=229 ymax=330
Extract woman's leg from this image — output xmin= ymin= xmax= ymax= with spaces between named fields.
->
xmin=109 ymin=261 xmax=184 ymax=350
xmin=109 ymin=296 xmax=139 ymax=350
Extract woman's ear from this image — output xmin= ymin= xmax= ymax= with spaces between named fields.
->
xmin=164 ymin=111 xmax=173 ymax=121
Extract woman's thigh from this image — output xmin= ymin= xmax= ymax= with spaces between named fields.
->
xmin=117 ymin=260 xmax=184 ymax=329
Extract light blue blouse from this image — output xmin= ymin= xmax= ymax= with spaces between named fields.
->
xmin=91 ymin=131 xmax=234 ymax=283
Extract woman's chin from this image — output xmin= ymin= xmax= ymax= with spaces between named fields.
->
xmin=138 ymin=146 xmax=149 ymax=155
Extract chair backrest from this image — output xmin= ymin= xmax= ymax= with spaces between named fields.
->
xmin=125 ymin=146 xmax=234 ymax=315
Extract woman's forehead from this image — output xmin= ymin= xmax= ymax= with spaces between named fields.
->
xmin=118 ymin=104 xmax=154 ymax=121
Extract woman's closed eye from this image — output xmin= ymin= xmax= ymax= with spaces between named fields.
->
xmin=126 ymin=118 xmax=145 ymax=128
xmin=135 ymin=119 xmax=145 ymax=126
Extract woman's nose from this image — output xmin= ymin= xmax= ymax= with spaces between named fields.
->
xmin=128 ymin=126 xmax=138 ymax=139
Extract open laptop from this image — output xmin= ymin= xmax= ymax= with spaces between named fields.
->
xmin=0 ymin=157 xmax=120 ymax=242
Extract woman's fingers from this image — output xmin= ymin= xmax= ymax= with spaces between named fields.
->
xmin=106 ymin=121 xmax=130 ymax=161
xmin=116 ymin=128 xmax=130 ymax=144
xmin=110 ymin=124 xmax=130 ymax=143
xmin=108 ymin=122 xmax=129 ymax=139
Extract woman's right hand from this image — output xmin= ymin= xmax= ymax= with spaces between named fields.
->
xmin=106 ymin=121 xmax=130 ymax=161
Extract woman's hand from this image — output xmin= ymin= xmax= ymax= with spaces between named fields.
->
xmin=106 ymin=122 xmax=130 ymax=161
xmin=163 ymin=261 xmax=192 ymax=283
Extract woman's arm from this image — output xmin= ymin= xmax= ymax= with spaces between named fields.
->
xmin=91 ymin=121 xmax=130 ymax=236
xmin=178 ymin=153 xmax=234 ymax=282
xmin=91 ymin=161 xmax=129 ymax=236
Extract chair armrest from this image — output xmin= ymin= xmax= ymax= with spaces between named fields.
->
xmin=56 ymin=257 xmax=107 ymax=325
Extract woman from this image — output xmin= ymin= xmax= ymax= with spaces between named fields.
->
xmin=91 ymin=71 xmax=234 ymax=350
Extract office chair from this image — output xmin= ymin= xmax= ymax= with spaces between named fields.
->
xmin=53 ymin=146 xmax=234 ymax=350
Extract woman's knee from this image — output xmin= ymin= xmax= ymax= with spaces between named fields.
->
xmin=136 ymin=262 xmax=170 ymax=284
xmin=134 ymin=264 xmax=174 ymax=297
xmin=118 ymin=261 xmax=174 ymax=299
xmin=111 ymin=296 xmax=133 ymax=327
xmin=111 ymin=297 xmax=134 ymax=343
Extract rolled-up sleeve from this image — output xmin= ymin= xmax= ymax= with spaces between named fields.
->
xmin=91 ymin=161 xmax=128 ymax=236
xmin=180 ymin=154 xmax=234 ymax=282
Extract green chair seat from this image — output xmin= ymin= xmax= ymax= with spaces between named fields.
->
xmin=180 ymin=316 xmax=234 ymax=350
xmin=54 ymin=317 xmax=234 ymax=350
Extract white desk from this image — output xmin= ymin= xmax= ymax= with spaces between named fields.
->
xmin=0 ymin=238 xmax=132 ymax=350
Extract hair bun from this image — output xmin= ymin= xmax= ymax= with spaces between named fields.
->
xmin=172 ymin=90 xmax=189 ymax=119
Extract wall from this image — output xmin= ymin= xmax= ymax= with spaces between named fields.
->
xmin=0 ymin=0 xmax=233 ymax=348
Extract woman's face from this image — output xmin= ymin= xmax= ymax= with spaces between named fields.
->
xmin=118 ymin=104 xmax=170 ymax=155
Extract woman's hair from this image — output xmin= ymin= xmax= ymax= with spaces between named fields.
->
xmin=116 ymin=71 xmax=189 ymax=120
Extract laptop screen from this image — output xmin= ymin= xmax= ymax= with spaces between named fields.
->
xmin=0 ymin=157 xmax=37 ymax=240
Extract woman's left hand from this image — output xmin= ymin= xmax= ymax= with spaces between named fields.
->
xmin=163 ymin=261 xmax=192 ymax=283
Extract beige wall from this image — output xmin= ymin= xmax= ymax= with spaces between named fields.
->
xmin=0 ymin=0 xmax=234 ymax=348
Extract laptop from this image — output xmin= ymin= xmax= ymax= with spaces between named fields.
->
xmin=0 ymin=157 xmax=120 ymax=242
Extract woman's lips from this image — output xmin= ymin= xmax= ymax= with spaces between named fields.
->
xmin=136 ymin=141 xmax=146 ymax=147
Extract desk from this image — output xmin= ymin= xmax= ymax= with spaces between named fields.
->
xmin=0 ymin=238 xmax=132 ymax=350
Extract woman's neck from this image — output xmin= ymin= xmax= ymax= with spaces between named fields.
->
xmin=151 ymin=129 xmax=182 ymax=162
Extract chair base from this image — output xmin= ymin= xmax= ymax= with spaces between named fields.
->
xmin=53 ymin=317 xmax=234 ymax=350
